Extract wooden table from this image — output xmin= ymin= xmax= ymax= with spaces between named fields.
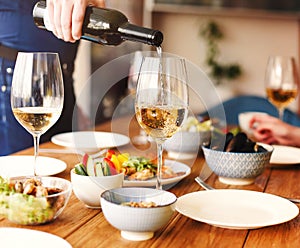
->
xmin=1 ymin=115 xmax=300 ymax=247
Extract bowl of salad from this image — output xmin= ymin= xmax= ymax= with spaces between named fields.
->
xmin=71 ymin=151 xmax=124 ymax=209
xmin=164 ymin=116 xmax=212 ymax=159
xmin=0 ymin=176 xmax=72 ymax=225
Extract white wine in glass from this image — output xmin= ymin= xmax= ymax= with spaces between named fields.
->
xmin=11 ymin=52 xmax=64 ymax=176
xmin=135 ymin=53 xmax=189 ymax=190
xmin=265 ymin=55 xmax=298 ymax=120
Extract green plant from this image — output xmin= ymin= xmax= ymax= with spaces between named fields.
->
xmin=200 ymin=20 xmax=242 ymax=85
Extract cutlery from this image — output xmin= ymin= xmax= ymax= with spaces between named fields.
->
xmin=194 ymin=176 xmax=300 ymax=204
xmin=198 ymin=162 xmax=213 ymax=181
xmin=39 ymin=148 xmax=108 ymax=159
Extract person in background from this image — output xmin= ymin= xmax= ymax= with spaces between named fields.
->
xmin=0 ymin=0 xmax=105 ymax=155
xmin=249 ymin=114 xmax=300 ymax=147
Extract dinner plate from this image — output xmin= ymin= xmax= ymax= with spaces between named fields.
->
xmin=51 ymin=131 xmax=130 ymax=152
xmin=0 ymin=228 xmax=72 ymax=248
xmin=270 ymin=145 xmax=300 ymax=164
xmin=0 ymin=156 xmax=67 ymax=177
xmin=176 ymin=189 xmax=299 ymax=229
xmin=123 ymin=159 xmax=191 ymax=187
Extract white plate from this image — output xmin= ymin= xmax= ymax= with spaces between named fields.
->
xmin=0 ymin=156 xmax=67 ymax=177
xmin=0 ymin=228 xmax=72 ymax=248
xmin=123 ymin=159 xmax=191 ymax=187
xmin=176 ymin=189 xmax=299 ymax=229
xmin=270 ymin=145 xmax=300 ymax=164
xmin=51 ymin=131 xmax=130 ymax=152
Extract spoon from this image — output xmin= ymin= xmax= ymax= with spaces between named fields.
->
xmin=194 ymin=176 xmax=300 ymax=204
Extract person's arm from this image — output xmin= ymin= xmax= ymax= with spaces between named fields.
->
xmin=46 ymin=0 xmax=105 ymax=42
xmin=249 ymin=114 xmax=300 ymax=147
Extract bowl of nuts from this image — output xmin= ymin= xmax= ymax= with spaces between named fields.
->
xmin=100 ymin=187 xmax=177 ymax=241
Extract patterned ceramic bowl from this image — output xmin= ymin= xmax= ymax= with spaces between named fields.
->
xmin=100 ymin=187 xmax=176 ymax=241
xmin=202 ymin=143 xmax=273 ymax=185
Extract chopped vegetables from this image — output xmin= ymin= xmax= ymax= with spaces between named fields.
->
xmin=74 ymin=151 xmax=182 ymax=181
xmin=180 ymin=116 xmax=212 ymax=132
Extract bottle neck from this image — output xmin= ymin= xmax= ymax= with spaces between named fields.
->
xmin=118 ymin=23 xmax=163 ymax=47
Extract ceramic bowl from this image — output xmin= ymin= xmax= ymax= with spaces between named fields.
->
xmin=70 ymin=168 xmax=124 ymax=209
xmin=202 ymin=143 xmax=273 ymax=185
xmin=164 ymin=130 xmax=211 ymax=159
xmin=100 ymin=187 xmax=177 ymax=241
xmin=0 ymin=176 xmax=72 ymax=225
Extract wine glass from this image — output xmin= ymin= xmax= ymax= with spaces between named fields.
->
xmin=265 ymin=55 xmax=298 ymax=120
xmin=135 ymin=53 xmax=189 ymax=190
xmin=11 ymin=52 xmax=64 ymax=176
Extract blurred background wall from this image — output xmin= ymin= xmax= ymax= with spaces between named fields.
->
xmin=73 ymin=0 xmax=300 ymax=123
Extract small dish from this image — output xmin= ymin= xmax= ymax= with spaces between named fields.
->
xmin=51 ymin=131 xmax=130 ymax=153
xmin=164 ymin=130 xmax=211 ymax=159
xmin=0 ymin=156 xmax=66 ymax=177
xmin=100 ymin=187 xmax=177 ymax=241
xmin=270 ymin=145 xmax=300 ymax=165
xmin=0 ymin=227 xmax=72 ymax=248
xmin=71 ymin=168 xmax=124 ymax=209
xmin=0 ymin=176 xmax=72 ymax=225
xmin=202 ymin=143 xmax=273 ymax=185
xmin=123 ymin=159 xmax=191 ymax=187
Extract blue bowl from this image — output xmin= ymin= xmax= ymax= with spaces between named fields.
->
xmin=202 ymin=143 xmax=273 ymax=185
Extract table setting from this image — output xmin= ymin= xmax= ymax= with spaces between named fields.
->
xmin=2 ymin=52 xmax=300 ymax=248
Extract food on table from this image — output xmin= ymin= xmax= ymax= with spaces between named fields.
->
xmin=0 ymin=176 xmax=65 ymax=225
xmin=121 ymin=201 xmax=157 ymax=208
xmin=180 ymin=116 xmax=212 ymax=132
xmin=207 ymin=131 xmax=268 ymax=153
xmin=74 ymin=150 xmax=184 ymax=181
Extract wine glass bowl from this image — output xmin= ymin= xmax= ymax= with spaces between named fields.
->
xmin=135 ymin=53 xmax=189 ymax=189
xmin=265 ymin=55 xmax=298 ymax=119
xmin=11 ymin=52 xmax=64 ymax=175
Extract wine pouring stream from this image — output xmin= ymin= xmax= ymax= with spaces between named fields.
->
xmin=135 ymin=50 xmax=189 ymax=190
xmin=32 ymin=2 xmax=180 ymax=186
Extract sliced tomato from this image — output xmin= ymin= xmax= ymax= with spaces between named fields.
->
xmin=103 ymin=157 xmax=117 ymax=175
xmin=105 ymin=149 xmax=115 ymax=159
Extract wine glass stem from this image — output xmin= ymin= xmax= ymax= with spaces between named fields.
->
xmin=278 ymin=108 xmax=284 ymax=120
xmin=156 ymin=141 xmax=163 ymax=190
xmin=33 ymin=134 xmax=41 ymax=177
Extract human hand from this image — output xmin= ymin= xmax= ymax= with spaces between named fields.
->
xmin=46 ymin=0 xmax=105 ymax=42
xmin=249 ymin=114 xmax=297 ymax=146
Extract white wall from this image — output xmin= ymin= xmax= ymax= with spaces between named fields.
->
xmin=152 ymin=11 xmax=299 ymax=112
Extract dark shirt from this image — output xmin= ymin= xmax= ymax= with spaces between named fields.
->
xmin=0 ymin=0 xmax=78 ymax=62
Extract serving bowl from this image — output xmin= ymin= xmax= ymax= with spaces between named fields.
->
xmin=0 ymin=176 xmax=72 ymax=225
xmin=100 ymin=187 xmax=177 ymax=241
xmin=70 ymin=168 xmax=124 ymax=209
xmin=164 ymin=130 xmax=211 ymax=159
xmin=164 ymin=117 xmax=211 ymax=159
xmin=202 ymin=143 xmax=273 ymax=185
